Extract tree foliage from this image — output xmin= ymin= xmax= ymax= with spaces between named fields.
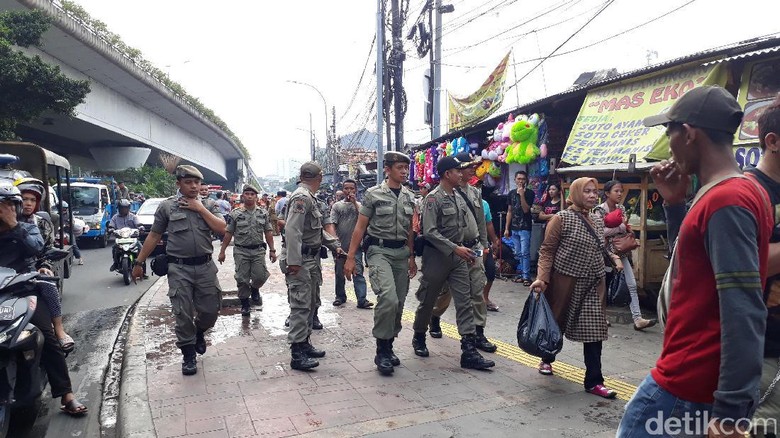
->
xmin=0 ymin=10 xmax=90 ymax=140
xmin=59 ymin=1 xmax=249 ymax=159
xmin=109 ymin=165 xmax=177 ymax=198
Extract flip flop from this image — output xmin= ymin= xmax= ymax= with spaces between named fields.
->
xmin=511 ymin=277 xmax=523 ymax=283
xmin=59 ymin=334 xmax=75 ymax=353
xmin=61 ymin=398 xmax=88 ymax=416
xmin=486 ymin=303 xmax=499 ymax=312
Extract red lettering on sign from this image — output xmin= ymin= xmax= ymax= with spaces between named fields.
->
xmin=650 ymin=87 xmax=664 ymax=104
xmin=663 ymin=83 xmax=680 ymax=101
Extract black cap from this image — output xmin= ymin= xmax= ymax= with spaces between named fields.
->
xmin=454 ymin=152 xmax=481 ymax=168
xmin=277 ymin=190 xmax=286 ymax=197
xmin=643 ymin=86 xmax=743 ymax=134
xmin=437 ymin=155 xmax=463 ymax=174
xmin=384 ymin=151 xmax=410 ymax=165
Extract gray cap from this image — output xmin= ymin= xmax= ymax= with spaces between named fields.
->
xmin=643 ymin=85 xmax=743 ymax=134
xmin=175 ymin=165 xmax=204 ymax=180
xmin=384 ymin=151 xmax=411 ymax=165
xmin=299 ymin=162 xmax=323 ymax=180
xmin=242 ymin=184 xmax=258 ymax=194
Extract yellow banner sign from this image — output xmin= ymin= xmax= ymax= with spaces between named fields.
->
xmin=448 ymin=52 xmax=510 ymax=130
xmin=736 ymin=56 xmax=780 ymax=145
xmin=563 ymin=63 xmax=727 ymax=165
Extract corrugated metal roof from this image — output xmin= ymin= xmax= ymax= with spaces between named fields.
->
xmin=413 ymin=34 xmax=780 ymax=150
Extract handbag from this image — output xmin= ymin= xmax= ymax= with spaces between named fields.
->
xmin=517 ymin=290 xmax=564 ymax=358
xmin=612 ymin=232 xmax=639 ymax=255
xmin=150 ymin=254 xmax=168 ymax=276
xmin=608 ymin=271 xmax=631 ymax=306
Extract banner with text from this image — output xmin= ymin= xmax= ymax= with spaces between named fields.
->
xmin=563 ymin=63 xmax=726 ymax=165
xmin=736 ymin=55 xmax=780 ymax=145
xmin=448 ymin=52 xmax=511 ymax=130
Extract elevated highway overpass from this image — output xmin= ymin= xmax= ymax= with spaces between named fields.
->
xmin=1 ymin=0 xmax=248 ymax=187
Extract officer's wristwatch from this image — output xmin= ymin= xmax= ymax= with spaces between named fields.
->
xmin=134 ymin=260 xmax=144 ymax=267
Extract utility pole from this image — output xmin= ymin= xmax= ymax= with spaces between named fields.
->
xmin=390 ymin=0 xmax=405 ymax=152
xmin=376 ymin=0 xmax=385 ymax=184
xmin=431 ymin=1 xmax=454 ymax=140
xmin=309 ymin=112 xmax=315 ymax=161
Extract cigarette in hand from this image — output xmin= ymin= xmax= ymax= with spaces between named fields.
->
xmin=665 ymin=160 xmax=677 ymax=179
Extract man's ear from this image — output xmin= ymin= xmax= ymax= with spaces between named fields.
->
xmin=765 ymin=132 xmax=780 ymax=153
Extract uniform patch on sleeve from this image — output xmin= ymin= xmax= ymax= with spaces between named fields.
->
xmin=292 ymin=198 xmax=306 ymax=214
xmin=426 ymin=198 xmax=435 ymax=210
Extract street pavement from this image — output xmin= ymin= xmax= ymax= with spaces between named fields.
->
xmin=9 ymin=242 xmax=157 ymax=438
xmin=122 ymin=236 xmax=663 ymax=437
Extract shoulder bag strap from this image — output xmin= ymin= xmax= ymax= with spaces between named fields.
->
xmin=573 ymin=211 xmax=615 ymax=269
xmin=456 ymin=187 xmax=479 ymax=222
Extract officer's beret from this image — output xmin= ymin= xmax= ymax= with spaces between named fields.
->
xmin=384 ymin=151 xmax=411 ymax=165
xmin=436 ymin=155 xmax=463 ymax=174
xmin=299 ymin=162 xmax=323 ymax=180
xmin=175 ymin=165 xmax=204 ymax=180
xmin=242 ymin=184 xmax=258 ymax=194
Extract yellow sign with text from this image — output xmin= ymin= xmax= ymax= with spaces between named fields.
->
xmin=448 ymin=52 xmax=510 ymax=130
xmin=563 ymin=63 xmax=727 ymax=165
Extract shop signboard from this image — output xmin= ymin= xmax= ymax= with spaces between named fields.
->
xmin=448 ymin=52 xmax=510 ymax=130
xmin=736 ymin=56 xmax=780 ymax=145
xmin=563 ymin=63 xmax=727 ymax=165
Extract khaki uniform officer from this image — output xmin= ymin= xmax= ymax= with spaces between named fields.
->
xmin=412 ymin=155 xmax=494 ymax=370
xmin=428 ymin=153 xmax=497 ymax=353
xmin=218 ymin=185 xmax=277 ymax=317
xmin=345 ymin=151 xmax=417 ymax=375
xmin=281 ymin=162 xmax=343 ymax=370
xmin=132 ymin=165 xmax=227 ymax=376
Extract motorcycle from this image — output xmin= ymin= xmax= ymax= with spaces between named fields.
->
xmin=111 ymin=227 xmax=141 ymax=285
xmin=0 ymin=248 xmax=69 ymax=436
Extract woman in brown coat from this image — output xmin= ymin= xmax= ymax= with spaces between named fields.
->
xmin=529 ymin=177 xmax=621 ymax=399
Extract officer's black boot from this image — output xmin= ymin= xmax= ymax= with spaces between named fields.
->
xmin=412 ymin=331 xmax=429 ymax=357
xmin=195 ymin=329 xmax=207 ymax=355
xmin=240 ymin=298 xmax=251 ymax=317
xmin=475 ymin=325 xmax=497 ymax=353
xmin=460 ymin=334 xmax=495 ymax=370
xmin=374 ymin=339 xmax=394 ymax=375
xmin=181 ymin=345 xmax=197 ymax=376
xmin=290 ymin=343 xmax=319 ymax=370
xmin=388 ymin=337 xmax=401 ymax=366
xmin=302 ymin=336 xmax=326 ymax=358
xmin=429 ymin=316 xmax=443 ymax=338
xmin=250 ymin=287 xmax=262 ymax=305
xmin=312 ymin=309 xmax=323 ymax=330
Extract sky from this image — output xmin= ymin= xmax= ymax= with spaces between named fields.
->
xmin=68 ymin=0 xmax=780 ymax=178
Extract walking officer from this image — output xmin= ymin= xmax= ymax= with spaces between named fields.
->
xmin=218 ymin=184 xmax=277 ymax=317
xmin=425 ymin=153 xmax=497 ymax=353
xmin=132 ymin=165 xmax=226 ymax=376
xmin=411 ymin=155 xmax=494 ymax=370
xmin=344 ymin=151 xmax=418 ymax=375
xmin=281 ymin=162 xmax=343 ymax=370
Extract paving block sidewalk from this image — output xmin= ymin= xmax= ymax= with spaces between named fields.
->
xmin=122 ymin=237 xmax=663 ymax=437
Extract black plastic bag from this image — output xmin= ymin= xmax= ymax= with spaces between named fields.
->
xmin=608 ymin=271 xmax=630 ymax=307
xmin=517 ymin=291 xmax=563 ymax=358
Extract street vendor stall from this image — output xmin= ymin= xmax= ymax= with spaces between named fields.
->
xmin=557 ymin=162 xmax=668 ymax=301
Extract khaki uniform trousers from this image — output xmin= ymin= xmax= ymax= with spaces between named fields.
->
xmin=233 ymin=246 xmax=270 ymax=299
xmin=413 ymin=248 xmax=474 ymax=336
xmin=281 ymin=255 xmax=321 ymax=344
xmin=167 ymin=261 xmax=222 ymax=348
xmin=366 ymin=245 xmax=411 ymax=340
xmin=431 ymin=255 xmax=487 ymax=327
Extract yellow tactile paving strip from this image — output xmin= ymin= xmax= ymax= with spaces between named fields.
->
xmin=344 ymin=290 xmax=637 ymax=401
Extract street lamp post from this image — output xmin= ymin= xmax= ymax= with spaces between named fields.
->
xmin=287 ymin=80 xmax=328 ymax=162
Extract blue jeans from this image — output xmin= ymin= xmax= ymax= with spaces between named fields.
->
xmin=617 ymin=374 xmax=713 ymax=438
xmin=511 ymin=230 xmax=531 ymax=280
xmin=335 ymin=250 xmax=368 ymax=304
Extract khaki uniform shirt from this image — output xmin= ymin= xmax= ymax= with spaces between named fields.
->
xmin=359 ymin=181 xmax=416 ymax=241
xmin=460 ymin=184 xmax=488 ymax=248
xmin=283 ymin=184 xmax=340 ymax=266
xmin=227 ymin=206 xmax=272 ymax=246
xmin=422 ymin=185 xmax=471 ymax=255
xmin=151 ymin=195 xmax=224 ymax=258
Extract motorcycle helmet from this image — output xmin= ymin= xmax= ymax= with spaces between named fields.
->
xmin=118 ymin=198 xmax=131 ymax=209
xmin=0 ymin=183 xmax=23 ymax=217
xmin=13 ymin=177 xmax=45 ymax=201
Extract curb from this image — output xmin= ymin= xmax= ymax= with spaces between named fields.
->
xmin=117 ymin=277 xmax=165 ymax=438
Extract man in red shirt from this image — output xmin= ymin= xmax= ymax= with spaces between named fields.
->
xmin=617 ymin=86 xmax=773 ymax=438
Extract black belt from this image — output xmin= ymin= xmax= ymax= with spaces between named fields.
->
xmin=464 ymin=239 xmax=478 ymax=248
xmin=236 ymin=242 xmax=267 ymax=250
xmin=424 ymin=240 xmax=463 ymax=248
xmin=167 ymin=254 xmax=212 ymax=266
xmin=366 ymin=236 xmax=406 ymax=249
xmin=301 ymin=246 xmax=320 ymax=257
